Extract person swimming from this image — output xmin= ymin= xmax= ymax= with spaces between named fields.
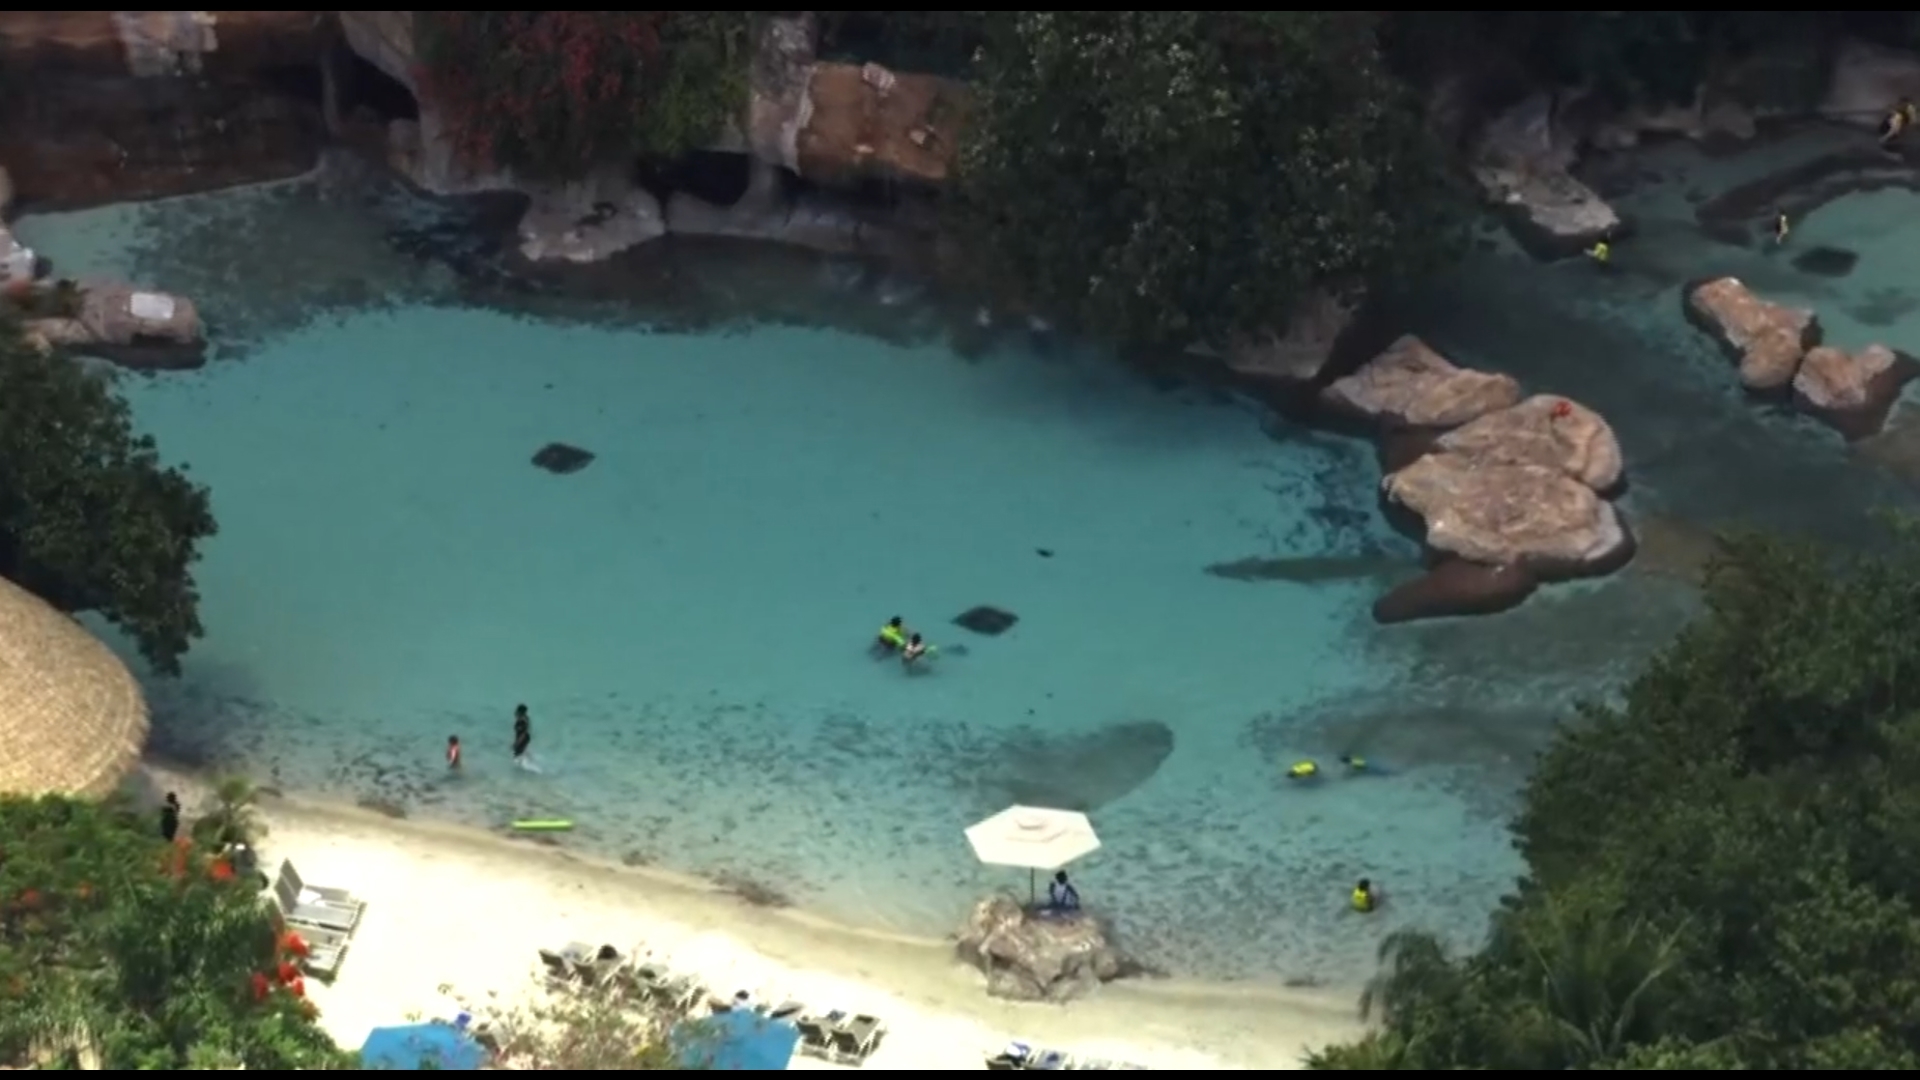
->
xmin=1339 ymin=753 xmax=1368 ymax=773
xmin=1351 ymin=878 xmax=1379 ymax=914
xmin=1286 ymin=760 xmax=1319 ymax=780
xmin=902 ymin=632 xmax=930 ymax=670
xmin=1584 ymin=239 xmax=1610 ymax=265
xmin=875 ymin=616 xmax=907 ymax=653
xmin=446 ymin=735 xmax=462 ymax=772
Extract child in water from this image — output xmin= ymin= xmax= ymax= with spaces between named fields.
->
xmin=902 ymin=632 xmax=930 ymax=671
xmin=446 ymin=735 xmax=462 ymax=772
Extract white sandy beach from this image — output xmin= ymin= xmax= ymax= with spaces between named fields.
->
xmin=143 ymin=764 xmax=1366 ymax=1070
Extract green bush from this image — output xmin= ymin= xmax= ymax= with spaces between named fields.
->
xmin=0 ymin=794 xmax=351 ymax=1069
xmin=1310 ymin=528 xmax=1920 ymax=1069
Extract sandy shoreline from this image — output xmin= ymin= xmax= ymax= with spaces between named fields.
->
xmin=138 ymin=762 xmax=1366 ymax=1069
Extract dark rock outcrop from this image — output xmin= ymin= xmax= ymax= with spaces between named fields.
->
xmin=955 ymin=894 xmax=1131 ymax=1002
xmin=531 ymin=443 xmax=595 ymax=475
xmin=0 ymin=11 xmax=329 ymax=208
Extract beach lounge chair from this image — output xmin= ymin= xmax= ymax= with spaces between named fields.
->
xmin=295 ymin=925 xmax=351 ymax=979
xmin=1026 ymin=1048 xmax=1070 ymax=1070
xmin=279 ymin=860 xmax=365 ymax=911
xmin=996 ymin=1042 xmax=1070 ymax=1070
xmin=577 ymin=944 xmax=627 ymax=989
xmin=652 ymin=975 xmax=705 ymax=1014
xmin=272 ymin=870 xmax=363 ymax=933
xmin=825 ymin=1013 xmax=886 ymax=1065
xmin=538 ymin=948 xmax=586 ymax=989
xmin=795 ymin=1014 xmax=837 ymax=1058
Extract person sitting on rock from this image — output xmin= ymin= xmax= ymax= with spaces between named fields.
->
xmin=1046 ymin=870 xmax=1081 ymax=913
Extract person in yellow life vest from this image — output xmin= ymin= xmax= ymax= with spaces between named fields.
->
xmin=1351 ymin=878 xmax=1378 ymax=914
xmin=1286 ymin=760 xmax=1319 ymax=780
xmin=1584 ymin=240 xmax=1610 ymax=264
xmin=875 ymin=616 xmax=907 ymax=653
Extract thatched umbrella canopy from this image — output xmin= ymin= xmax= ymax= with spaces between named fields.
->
xmin=0 ymin=575 xmax=147 ymax=798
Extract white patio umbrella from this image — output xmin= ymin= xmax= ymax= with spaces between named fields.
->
xmin=965 ymin=805 xmax=1101 ymax=905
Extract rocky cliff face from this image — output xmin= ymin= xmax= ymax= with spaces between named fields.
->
xmin=0 ymin=11 xmax=330 ymax=208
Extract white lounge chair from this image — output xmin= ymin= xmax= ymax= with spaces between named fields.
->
xmin=272 ymin=867 xmax=363 ymax=932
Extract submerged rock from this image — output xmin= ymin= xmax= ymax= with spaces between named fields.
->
xmin=979 ymin=720 xmax=1174 ymax=813
xmin=1791 ymin=245 xmax=1859 ymax=278
xmin=1372 ymin=558 xmax=1537 ymax=624
xmin=953 ymin=605 xmax=1018 ymax=636
xmin=955 ymin=893 xmax=1132 ymax=1002
xmin=1793 ymin=344 xmax=1920 ymax=440
xmin=1434 ymin=395 xmax=1625 ymax=494
xmin=531 ymin=443 xmax=595 ymax=475
xmin=1383 ymin=454 xmax=1633 ymax=573
xmin=1320 ymin=335 xmax=1520 ymax=430
xmin=1684 ymin=276 xmax=1820 ymax=391
xmin=1222 ymin=289 xmax=1359 ymax=385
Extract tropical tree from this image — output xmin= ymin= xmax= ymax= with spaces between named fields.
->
xmin=951 ymin=11 xmax=1462 ymax=350
xmin=1311 ymin=528 xmax=1920 ymax=1069
xmin=0 ymin=794 xmax=349 ymax=1069
xmin=0 ymin=318 xmax=214 ymax=675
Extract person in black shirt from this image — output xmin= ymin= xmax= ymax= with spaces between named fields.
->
xmin=512 ymin=704 xmax=532 ymax=764
xmin=159 ymin=792 xmax=181 ymax=842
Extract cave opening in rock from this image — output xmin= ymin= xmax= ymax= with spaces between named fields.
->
xmin=253 ymin=63 xmax=325 ymax=109
xmin=644 ymin=150 xmax=754 ymax=208
xmin=338 ymin=49 xmax=419 ymax=123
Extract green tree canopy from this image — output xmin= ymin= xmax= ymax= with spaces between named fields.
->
xmin=0 ymin=794 xmax=350 ymax=1069
xmin=0 ymin=320 xmax=214 ymax=675
xmin=951 ymin=11 xmax=1461 ymax=350
xmin=1310 ymin=529 xmax=1920 ymax=1069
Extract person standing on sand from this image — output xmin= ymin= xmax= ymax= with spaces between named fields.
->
xmin=511 ymin=704 xmax=532 ymax=764
xmin=159 ymin=792 xmax=181 ymax=842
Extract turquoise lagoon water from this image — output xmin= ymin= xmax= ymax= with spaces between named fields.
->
xmin=19 ymin=128 xmax=1920 ymax=984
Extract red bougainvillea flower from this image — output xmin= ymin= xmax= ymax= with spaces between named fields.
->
xmin=251 ymin=972 xmax=271 ymax=1001
xmin=288 ymin=976 xmax=307 ymax=998
xmin=209 ymin=859 xmax=236 ymax=882
xmin=281 ymin=930 xmax=310 ymax=957
xmin=277 ymin=960 xmax=300 ymax=984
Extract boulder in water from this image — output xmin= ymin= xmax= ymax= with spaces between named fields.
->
xmin=953 ymin=605 xmax=1018 ymax=636
xmin=532 ymin=443 xmax=595 ymax=475
xmin=955 ymin=893 xmax=1132 ymax=1002
xmin=1684 ymin=276 xmax=1820 ymax=392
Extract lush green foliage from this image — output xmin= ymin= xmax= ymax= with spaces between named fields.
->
xmin=0 ymin=794 xmax=350 ymax=1070
xmin=413 ymin=11 xmax=753 ymax=176
xmin=489 ymin=981 xmax=687 ymax=1069
xmin=1311 ymin=529 xmax=1920 ymax=1069
xmin=0 ymin=319 xmax=214 ymax=675
xmin=951 ymin=11 xmax=1462 ymax=349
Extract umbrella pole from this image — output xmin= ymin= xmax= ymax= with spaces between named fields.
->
xmin=1029 ymin=867 xmax=1037 ymax=908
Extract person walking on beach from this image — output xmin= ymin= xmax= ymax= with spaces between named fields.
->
xmin=446 ymin=734 xmax=463 ymax=772
xmin=159 ymin=792 xmax=181 ymax=842
xmin=511 ymin=704 xmax=532 ymax=764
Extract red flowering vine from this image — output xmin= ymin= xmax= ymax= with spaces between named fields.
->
xmin=412 ymin=11 xmax=751 ymax=175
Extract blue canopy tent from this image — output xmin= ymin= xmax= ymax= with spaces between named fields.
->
xmin=671 ymin=1009 xmax=801 ymax=1070
xmin=360 ymin=1022 xmax=488 ymax=1071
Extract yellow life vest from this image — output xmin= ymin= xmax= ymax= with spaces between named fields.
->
xmin=1287 ymin=761 xmax=1318 ymax=779
xmin=1351 ymin=887 xmax=1375 ymax=913
xmin=879 ymin=625 xmax=905 ymax=647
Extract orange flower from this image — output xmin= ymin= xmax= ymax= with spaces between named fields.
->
xmin=288 ymin=976 xmax=307 ymax=998
xmin=281 ymin=931 xmax=310 ymax=957
xmin=75 ymin=882 xmax=93 ymax=900
xmin=209 ymin=859 xmax=235 ymax=882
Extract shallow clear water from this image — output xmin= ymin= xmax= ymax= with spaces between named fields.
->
xmin=20 ymin=127 xmax=1920 ymax=984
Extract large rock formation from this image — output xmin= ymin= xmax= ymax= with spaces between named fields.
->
xmin=1683 ymin=277 xmax=1909 ymax=440
xmin=1820 ymin=39 xmax=1920 ymax=130
xmin=25 ymin=281 xmax=206 ymax=370
xmin=1433 ymin=394 xmax=1624 ymax=493
xmin=1472 ymin=93 xmax=1622 ymax=260
xmin=0 ymin=11 xmax=329 ymax=208
xmin=1320 ymin=335 xmax=1521 ymax=430
xmin=1221 ymin=290 xmax=1360 ymax=386
xmin=339 ymin=11 xmax=953 ymax=264
xmin=1383 ymin=455 xmax=1629 ymax=570
xmin=1685 ymin=277 xmax=1819 ymax=391
xmin=954 ymin=894 xmax=1132 ymax=1003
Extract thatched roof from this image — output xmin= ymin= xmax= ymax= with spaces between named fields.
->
xmin=0 ymin=575 xmax=147 ymax=798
